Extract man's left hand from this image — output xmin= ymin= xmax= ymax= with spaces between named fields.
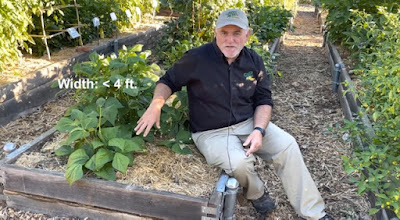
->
xmin=243 ymin=130 xmax=263 ymax=156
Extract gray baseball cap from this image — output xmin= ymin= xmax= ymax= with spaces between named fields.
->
xmin=216 ymin=9 xmax=249 ymax=30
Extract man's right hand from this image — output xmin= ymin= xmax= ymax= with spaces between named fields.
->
xmin=134 ymin=100 xmax=163 ymax=137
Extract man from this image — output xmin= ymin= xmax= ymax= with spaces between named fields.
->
xmin=135 ymin=8 xmax=333 ymax=220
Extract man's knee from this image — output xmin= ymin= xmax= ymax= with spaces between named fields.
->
xmin=230 ymin=155 xmax=256 ymax=177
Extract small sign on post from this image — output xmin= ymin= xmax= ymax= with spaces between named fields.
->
xmin=92 ymin=17 xmax=100 ymax=27
xmin=110 ymin=12 xmax=117 ymax=21
xmin=135 ymin=7 xmax=142 ymax=24
xmin=110 ymin=12 xmax=118 ymax=38
xmin=125 ymin=9 xmax=132 ymax=18
xmin=125 ymin=9 xmax=133 ymax=27
xmin=92 ymin=17 xmax=100 ymax=45
xmin=67 ymin=27 xmax=80 ymax=39
xmin=151 ymin=0 xmax=158 ymax=19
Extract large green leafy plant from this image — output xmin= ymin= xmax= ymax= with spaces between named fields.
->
xmin=55 ymin=45 xmax=191 ymax=184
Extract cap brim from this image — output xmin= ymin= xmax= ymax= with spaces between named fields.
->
xmin=216 ymin=21 xmax=248 ymax=30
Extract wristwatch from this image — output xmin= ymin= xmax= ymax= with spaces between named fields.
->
xmin=254 ymin=127 xmax=266 ymax=137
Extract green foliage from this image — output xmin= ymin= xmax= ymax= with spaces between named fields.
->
xmin=28 ymin=0 xmax=155 ymax=56
xmin=321 ymin=0 xmax=399 ymax=43
xmin=55 ymin=45 xmax=191 ymax=184
xmin=0 ymin=0 xmax=40 ymax=72
xmin=324 ymin=2 xmax=400 ymax=216
xmin=248 ymin=5 xmax=292 ymax=43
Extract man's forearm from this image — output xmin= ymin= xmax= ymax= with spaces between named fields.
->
xmin=150 ymin=83 xmax=172 ymax=108
xmin=253 ymin=105 xmax=272 ymax=129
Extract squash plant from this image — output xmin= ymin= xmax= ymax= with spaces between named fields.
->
xmin=55 ymin=44 xmax=192 ymax=184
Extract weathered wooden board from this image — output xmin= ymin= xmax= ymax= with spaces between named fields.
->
xmin=1 ymin=164 xmax=211 ymax=220
xmin=4 ymin=191 xmax=147 ymax=220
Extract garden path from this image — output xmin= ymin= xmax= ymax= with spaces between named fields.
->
xmin=235 ymin=4 xmax=370 ymax=220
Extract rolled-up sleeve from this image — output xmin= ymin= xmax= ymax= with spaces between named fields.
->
xmin=253 ymin=54 xmax=274 ymax=108
xmin=157 ymin=51 xmax=197 ymax=93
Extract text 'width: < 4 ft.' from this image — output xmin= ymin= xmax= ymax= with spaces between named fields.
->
xmin=57 ymin=78 xmax=137 ymax=89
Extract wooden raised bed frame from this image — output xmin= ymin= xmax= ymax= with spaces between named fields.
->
xmin=0 ymin=128 xmax=225 ymax=220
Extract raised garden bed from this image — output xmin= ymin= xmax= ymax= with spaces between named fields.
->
xmin=0 ymin=127 xmax=227 ymax=220
xmin=325 ymin=40 xmax=399 ymax=220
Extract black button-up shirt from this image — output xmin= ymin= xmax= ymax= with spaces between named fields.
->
xmin=158 ymin=40 xmax=273 ymax=132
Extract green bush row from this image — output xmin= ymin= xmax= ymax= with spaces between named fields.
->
xmin=0 ymin=0 xmax=155 ymax=72
xmin=28 ymin=0 xmax=156 ymax=56
xmin=0 ymin=0 xmax=39 ymax=72
xmin=322 ymin=0 xmax=400 ymax=216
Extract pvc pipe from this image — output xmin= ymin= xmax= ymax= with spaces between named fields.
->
xmin=223 ymin=177 xmax=239 ymax=220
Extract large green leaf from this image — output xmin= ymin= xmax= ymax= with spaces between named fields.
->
xmin=129 ymin=44 xmax=143 ymax=52
xmin=71 ymin=109 xmax=86 ymax=120
xmin=99 ymin=126 xmax=119 ymax=143
xmin=102 ymin=97 xmax=124 ymax=125
xmin=109 ymin=59 xmax=127 ymax=70
xmin=55 ymin=145 xmax=74 ymax=156
xmin=123 ymin=86 xmax=139 ymax=97
xmin=94 ymin=164 xmax=116 ymax=181
xmin=124 ymin=152 xmax=134 ymax=166
xmin=124 ymin=136 xmax=145 ymax=152
xmin=127 ymin=56 xmax=145 ymax=64
xmin=91 ymin=140 xmax=104 ymax=150
xmin=118 ymin=125 xmax=133 ymax=139
xmin=89 ymin=52 xmax=100 ymax=62
xmin=65 ymin=164 xmax=84 ymax=185
xmin=108 ymin=138 xmax=126 ymax=151
xmin=80 ymin=117 xmax=98 ymax=130
xmin=105 ymin=97 xmax=124 ymax=109
xmin=66 ymin=129 xmax=89 ymax=145
xmin=102 ymin=105 xmax=119 ymax=126
xmin=67 ymin=149 xmax=89 ymax=166
xmin=56 ymin=118 xmax=77 ymax=132
xmin=84 ymin=148 xmax=114 ymax=171
xmin=96 ymin=97 xmax=106 ymax=107
xmin=112 ymin=153 xmax=130 ymax=174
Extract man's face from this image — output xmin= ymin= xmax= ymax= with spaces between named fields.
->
xmin=214 ymin=25 xmax=250 ymax=63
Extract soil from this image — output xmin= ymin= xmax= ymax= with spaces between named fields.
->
xmin=0 ymin=4 xmax=370 ymax=220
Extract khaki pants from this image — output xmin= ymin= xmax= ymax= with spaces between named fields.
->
xmin=192 ymin=118 xmax=326 ymax=220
